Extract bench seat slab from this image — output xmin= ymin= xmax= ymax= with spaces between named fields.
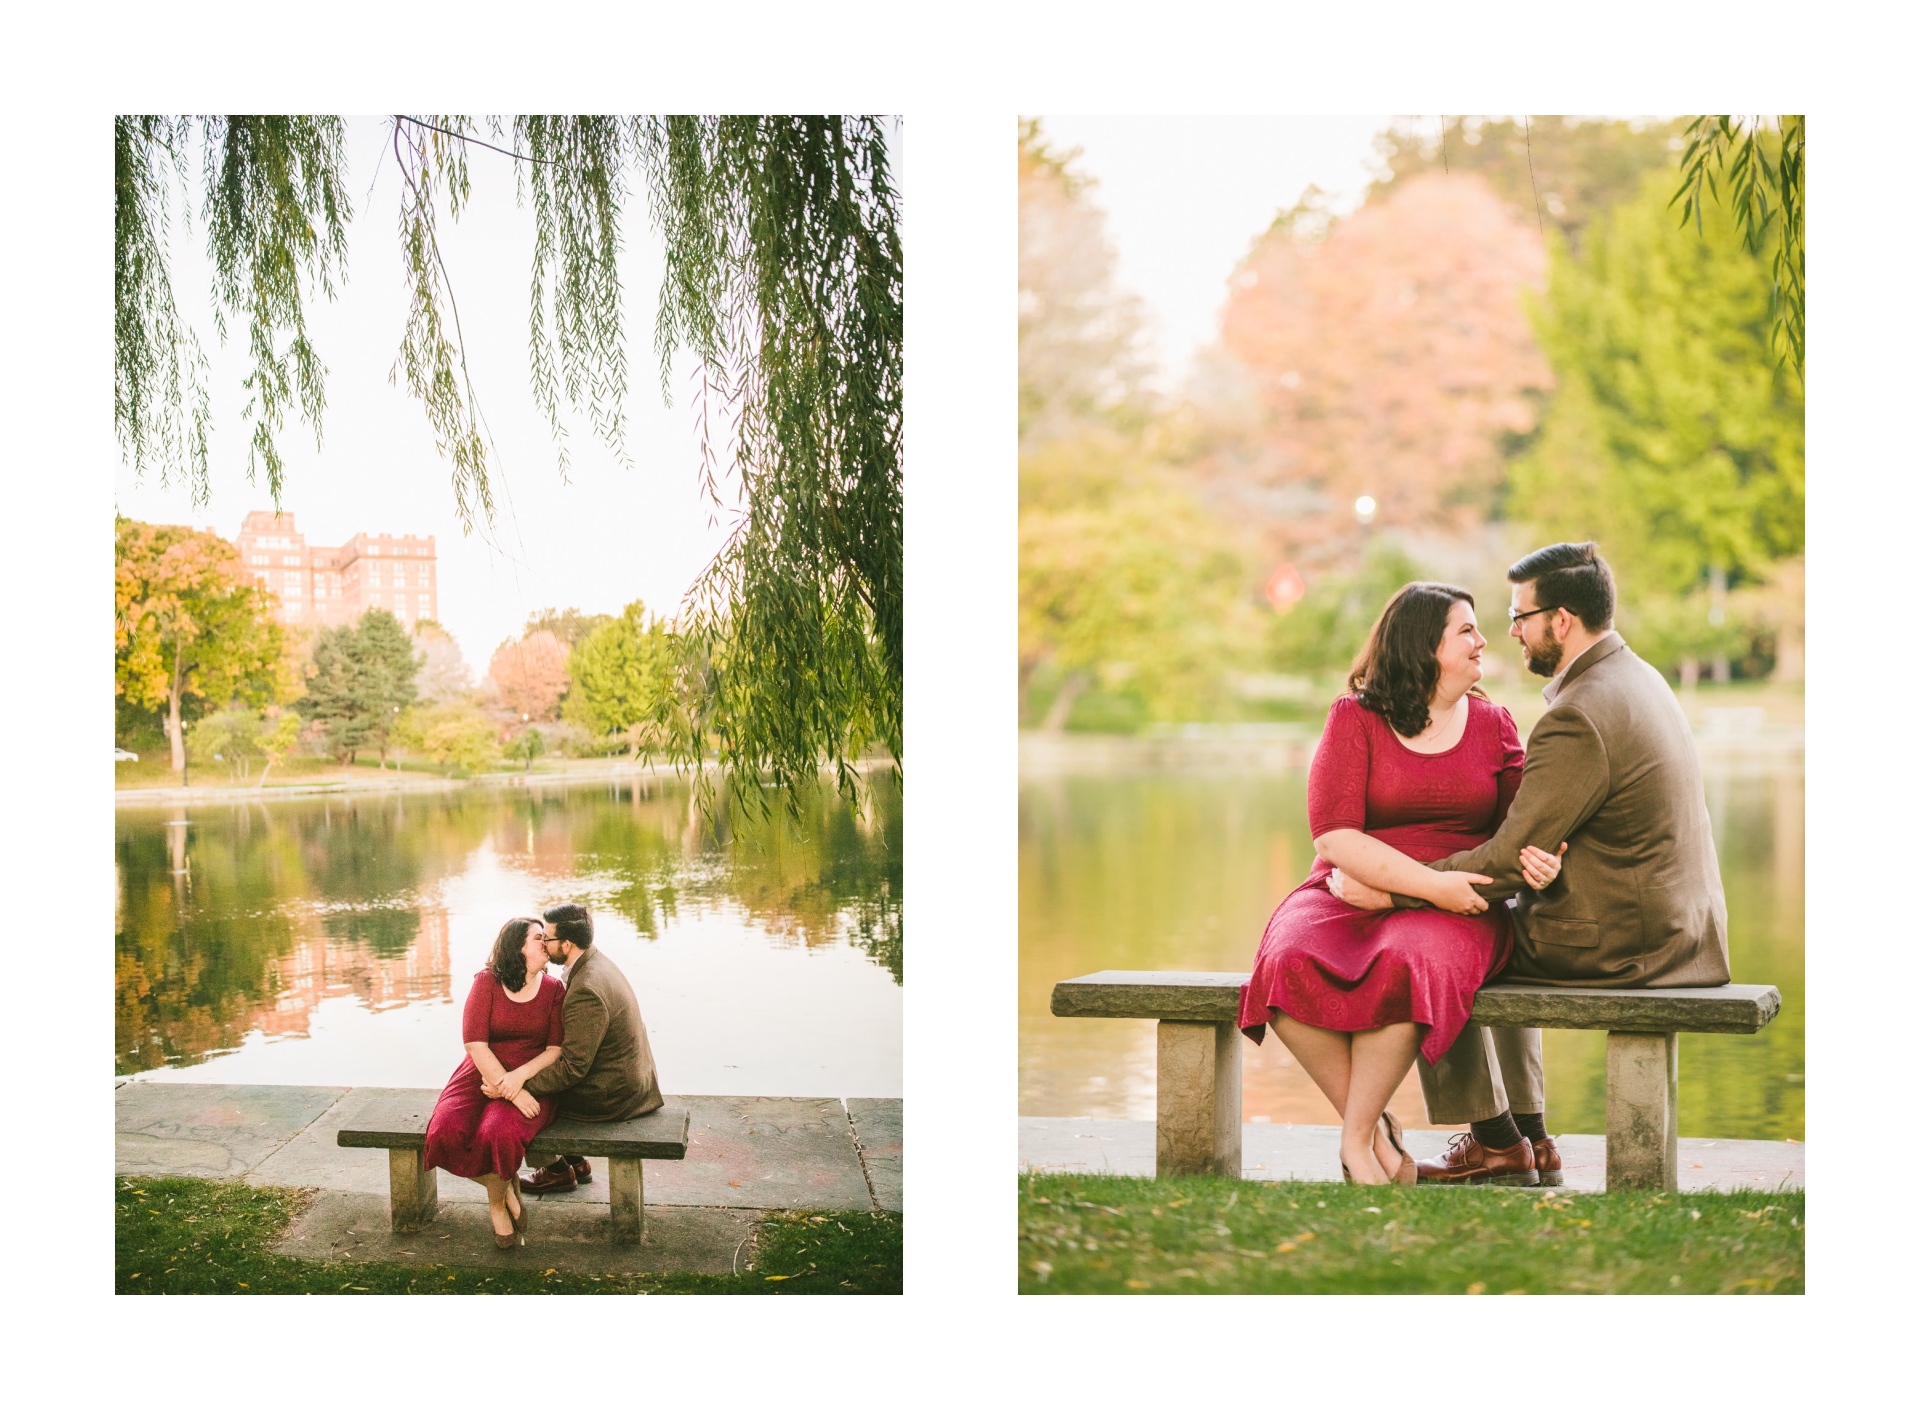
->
xmin=1052 ymin=971 xmax=1780 ymax=1034
xmin=338 ymin=1097 xmax=691 ymax=1160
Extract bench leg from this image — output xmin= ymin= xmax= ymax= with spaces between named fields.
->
xmin=388 ymin=1148 xmax=439 ymax=1232
xmin=1605 ymin=1031 xmax=1678 ymax=1191
xmin=608 ymin=1157 xmax=645 ymax=1243
xmin=1156 ymin=1020 xmax=1242 ymax=1178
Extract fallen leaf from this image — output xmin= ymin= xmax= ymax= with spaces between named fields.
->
xmin=1466 ymin=1282 xmax=1486 ymax=1295
xmin=1125 ymin=1279 xmax=1150 ymax=1290
xmin=764 ymin=1274 xmax=791 ymax=1281
xmin=729 ymin=1181 xmax=743 ymax=1187
xmin=1275 ymin=1243 xmax=1297 ymax=1254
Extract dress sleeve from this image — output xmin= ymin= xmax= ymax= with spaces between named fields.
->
xmin=1492 ymin=705 xmax=1526 ymax=829
xmin=1308 ymin=696 xmax=1371 ymax=838
xmin=461 ymin=972 xmax=495 ymax=1045
xmin=545 ymin=978 xmax=565 ymax=1047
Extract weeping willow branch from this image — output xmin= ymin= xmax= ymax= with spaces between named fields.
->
xmin=1671 ymin=115 xmax=1805 ymax=380
xmin=640 ymin=116 xmax=903 ymax=808
xmin=114 ymin=116 xmax=212 ymax=501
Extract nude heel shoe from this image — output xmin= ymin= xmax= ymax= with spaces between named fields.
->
xmin=1380 ymin=1112 xmax=1417 ymax=1186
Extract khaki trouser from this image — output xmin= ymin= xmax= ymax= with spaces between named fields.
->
xmin=1417 ymin=1024 xmax=1545 ymax=1124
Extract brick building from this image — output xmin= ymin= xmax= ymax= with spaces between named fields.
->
xmin=234 ymin=511 xmax=439 ymax=630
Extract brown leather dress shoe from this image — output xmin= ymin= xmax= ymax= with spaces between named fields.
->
xmin=518 ymin=1158 xmax=577 ymax=1195
xmin=1416 ymin=1132 xmax=1540 ymax=1186
xmin=567 ymin=1156 xmax=592 ymax=1184
xmin=1530 ymin=1135 xmax=1563 ymax=1187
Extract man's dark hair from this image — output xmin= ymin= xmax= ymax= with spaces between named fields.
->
xmin=542 ymin=902 xmax=594 ymax=950
xmin=1508 ymin=541 xmax=1615 ymax=633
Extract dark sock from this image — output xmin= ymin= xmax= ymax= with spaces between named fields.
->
xmin=1470 ymin=1112 xmax=1523 ymax=1150
xmin=1513 ymin=1111 xmax=1548 ymax=1144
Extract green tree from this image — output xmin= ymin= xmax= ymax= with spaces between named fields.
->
xmin=298 ymin=609 xmax=421 ymax=765
xmin=117 ymin=114 xmax=901 ymax=800
xmin=1018 ymin=119 xmax=1152 ymax=448
xmin=504 ymin=726 xmax=547 ymax=772
xmin=1509 ymin=169 xmax=1803 ymax=679
xmin=565 ymin=601 xmax=678 ymax=755
xmin=188 ymin=709 xmax=264 ymax=782
xmin=115 ymin=517 xmax=290 ymax=779
xmin=1367 ymin=116 xmax=1687 ymax=249
xmin=523 ymin=608 xmax=615 ymax=656
xmin=1019 ymin=431 xmax=1261 ymax=728
xmin=255 ymin=710 xmax=304 ymax=787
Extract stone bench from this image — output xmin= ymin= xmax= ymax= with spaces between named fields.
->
xmin=1049 ymin=971 xmax=1782 ymax=1191
xmin=337 ymin=1092 xmax=690 ymax=1242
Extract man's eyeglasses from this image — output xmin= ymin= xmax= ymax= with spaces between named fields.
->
xmin=1507 ymin=605 xmax=1560 ymax=623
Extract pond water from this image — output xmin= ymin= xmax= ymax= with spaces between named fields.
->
xmin=1020 ymin=758 xmax=1803 ymax=1141
xmin=117 ymin=773 xmax=901 ymax=1098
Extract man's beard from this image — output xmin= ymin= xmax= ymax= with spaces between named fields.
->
xmin=1523 ymin=627 xmax=1565 ymax=679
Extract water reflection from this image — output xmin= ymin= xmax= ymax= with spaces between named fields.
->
xmin=1019 ymin=760 xmax=1803 ymax=1141
xmin=117 ymin=772 xmax=902 ymax=1096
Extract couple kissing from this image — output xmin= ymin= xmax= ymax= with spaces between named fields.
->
xmin=422 ymin=902 xmax=664 ymax=1248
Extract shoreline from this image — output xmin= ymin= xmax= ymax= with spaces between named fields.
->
xmin=116 ymin=756 xmax=891 ymax=808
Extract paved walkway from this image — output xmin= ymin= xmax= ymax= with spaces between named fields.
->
xmin=116 ymin=1082 xmax=900 ymax=1276
xmin=1020 ymin=1117 xmax=1803 ymax=1193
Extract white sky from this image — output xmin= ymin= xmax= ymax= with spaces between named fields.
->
xmin=1036 ymin=115 xmax=1393 ymax=390
xmin=114 ymin=117 xmax=759 ymax=670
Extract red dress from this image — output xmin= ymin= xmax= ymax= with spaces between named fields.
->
xmin=424 ymin=971 xmax=565 ymax=1180
xmin=1238 ymin=694 xmax=1525 ymax=1064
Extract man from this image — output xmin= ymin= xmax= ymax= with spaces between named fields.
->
xmin=1331 ymin=542 xmax=1729 ymax=1185
xmin=485 ymin=902 xmax=665 ymax=1195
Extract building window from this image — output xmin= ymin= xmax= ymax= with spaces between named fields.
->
xmin=253 ymin=554 xmax=270 ymax=565
xmin=284 ymin=555 xmax=300 ymax=565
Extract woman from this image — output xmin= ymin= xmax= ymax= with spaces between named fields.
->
xmin=424 ymin=917 xmax=566 ymax=1248
xmin=1238 ymin=583 xmax=1563 ymax=1185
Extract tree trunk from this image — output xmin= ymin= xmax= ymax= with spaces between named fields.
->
xmin=1679 ymin=656 xmax=1701 ymax=690
xmin=1039 ymin=672 xmax=1092 ymax=733
xmin=167 ymin=651 xmax=186 ymax=779
xmin=257 ymin=760 xmax=275 ymax=788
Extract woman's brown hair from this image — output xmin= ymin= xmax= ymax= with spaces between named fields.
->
xmin=487 ymin=916 xmax=544 ymax=992
xmin=1347 ymin=582 xmax=1484 ymax=738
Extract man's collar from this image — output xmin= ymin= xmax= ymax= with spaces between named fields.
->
xmin=1543 ymin=631 xmax=1623 ymax=702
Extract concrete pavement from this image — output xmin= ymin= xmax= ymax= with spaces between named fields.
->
xmin=116 ymin=1081 xmax=902 ymax=1277
xmin=1019 ymin=1116 xmax=1803 ymax=1193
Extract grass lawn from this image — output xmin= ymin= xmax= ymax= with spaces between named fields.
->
xmin=117 ymin=1177 xmax=900 ymax=1295
xmin=1019 ymin=1174 xmax=1801 ymax=1294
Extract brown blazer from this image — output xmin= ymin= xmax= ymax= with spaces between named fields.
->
xmin=522 ymin=944 xmax=665 ymax=1121
xmin=1417 ymin=633 xmax=1730 ymax=988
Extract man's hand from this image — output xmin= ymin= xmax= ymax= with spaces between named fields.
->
xmin=510 ymin=1090 xmax=539 ymax=1119
xmin=1328 ymin=868 xmax=1393 ymax=910
xmin=495 ymin=1073 xmax=525 ymax=1101
xmin=480 ymin=1078 xmax=504 ymax=1100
